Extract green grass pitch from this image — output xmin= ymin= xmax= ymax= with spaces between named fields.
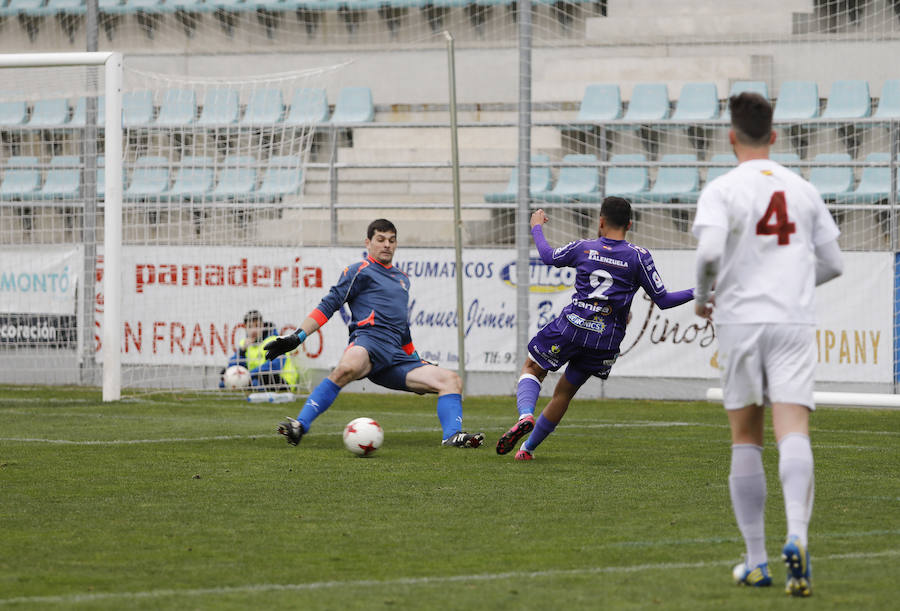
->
xmin=1 ymin=385 xmax=898 ymax=609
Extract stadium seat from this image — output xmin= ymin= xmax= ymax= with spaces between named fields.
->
xmin=154 ymin=89 xmax=197 ymax=127
xmin=256 ymin=155 xmax=303 ymax=201
xmin=96 ymin=155 xmax=105 ymax=200
xmin=809 ymin=153 xmax=854 ymax=200
xmin=329 ymin=86 xmax=375 ymax=123
xmin=0 ymin=101 xmax=28 ymax=126
xmin=239 ymin=88 xmax=284 ymax=126
xmin=670 ymin=82 xmax=719 ymax=122
xmin=27 ymin=98 xmax=70 ymax=128
xmin=622 ymin=83 xmax=670 ymax=124
xmin=0 ymin=156 xmax=41 ymax=200
xmin=39 ymin=156 xmax=81 ymax=200
xmin=874 ymin=79 xmax=900 ymax=120
xmin=533 ymin=154 xmax=599 ymax=203
xmin=771 ymin=152 xmax=803 ymax=175
xmin=594 ymin=153 xmax=649 ymax=200
xmin=840 ymin=152 xmax=891 ymax=204
xmin=167 ymin=156 xmax=215 ymax=201
xmin=197 ymin=88 xmax=240 ymax=127
xmin=483 ymin=154 xmax=552 ymax=203
xmin=32 ymin=0 xmax=86 ymax=15
xmin=721 ymin=81 xmax=770 ymax=121
xmin=123 ymin=91 xmax=155 ymax=128
xmin=70 ymin=96 xmax=106 ymax=127
xmin=575 ymin=83 xmax=623 ymax=123
xmin=212 ymin=155 xmax=257 ymax=200
xmin=644 ymin=154 xmax=700 ymax=202
xmin=125 ymin=156 xmax=170 ymax=200
xmin=705 ymin=153 xmax=737 ymax=183
xmin=821 ymin=80 xmax=871 ymax=120
xmin=773 ymin=81 xmax=819 ymax=121
xmin=0 ymin=0 xmax=43 ymax=16
xmin=285 ymin=87 xmax=329 ymax=126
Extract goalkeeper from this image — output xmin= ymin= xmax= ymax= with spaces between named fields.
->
xmin=219 ymin=310 xmax=300 ymax=392
xmin=265 ymin=218 xmax=484 ymax=449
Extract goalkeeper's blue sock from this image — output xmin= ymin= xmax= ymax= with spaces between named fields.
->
xmin=297 ymin=378 xmax=341 ymax=431
xmin=522 ymin=413 xmax=557 ymax=453
xmin=516 ymin=374 xmax=541 ymax=419
xmin=436 ymin=393 xmax=463 ymax=440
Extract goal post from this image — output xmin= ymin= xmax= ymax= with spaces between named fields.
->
xmin=0 ymin=52 xmax=123 ymax=401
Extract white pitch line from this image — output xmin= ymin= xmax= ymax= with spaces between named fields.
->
xmin=1 ymin=549 xmax=897 ymax=607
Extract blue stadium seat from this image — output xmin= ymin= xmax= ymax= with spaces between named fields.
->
xmin=0 ymin=101 xmax=28 ymax=126
xmin=821 ymin=80 xmax=871 ymax=120
xmin=771 ymin=152 xmax=803 ymax=175
xmin=125 ymin=156 xmax=170 ymax=200
xmin=154 ymin=89 xmax=197 ymax=127
xmin=31 ymin=0 xmax=85 ymax=15
xmin=168 ymin=156 xmax=215 ymax=201
xmin=721 ymin=81 xmax=770 ymax=121
xmin=809 ymin=153 xmax=853 ymax=200
xmin=197 ymin=88 xmax=240 ymax=127
xmin=705 ymin=153 xmax=737 ymax=184
xmin=533 ymin=154 xmax=599 ymax=203
xmin=70 ymin=96 xmax=106 ymax=127
xmin=595 ymin=153 xmax=649 ymax=201
xmin=207 ymin=0 xmax=254 ymax=11
xmin=644 ymin=154 xmax=700 ymax=202
xmin=212 ymin=155 xmax=257 ymax=200
xmin=840 ymin=152 xmax=891 ymax=204
xmin=773 ymin=81 xmax=819 ymax=121
xmin=96 ymin=155 xmax=105 ymax=200
xmin=483 ymin=154 xmax=552 ymax=203
xmin=39 ymin=156 xmax=81 ymax=200
xmin=329 ymin=86 xmax=374 ymax=123
xmin=670 ymin=82 xmax=719 ymax=122
xmin=873 ymin=79 xmax=900 ymax=120
xmin=622 ymin=83 xmax=670 ymax=124
xmin=256 ymin=155 xmax=303 ymax=201
xmin=285 ymin=88 xmax=329 ymax=126
xmin=0 ymin=157 xmax=41 ymax=200
xmin=103 ymin=0 xmax=164 ymax=13
xmin=158 ymin=0 xmax=211 ymax=11
xmin=0 ymin=0 xmax=44 ymax=16
xmin=239 ymin=88 xmax=284 ymax=126
xmin=123 ymin=91 xmax=155 ymax=128
xmin=28 ymin=98 xmax=70 ymax=128
xmin=576 ymin=84 xmax=623 ymax=123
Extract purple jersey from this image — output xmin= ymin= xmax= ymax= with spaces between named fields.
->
xmin=532 ymin=225 xmax=693 ymax=352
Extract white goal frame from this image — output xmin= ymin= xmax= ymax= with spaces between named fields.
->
xmin=0 ymin=52 xmax=123 ymax=401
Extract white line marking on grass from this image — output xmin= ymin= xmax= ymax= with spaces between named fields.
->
xmin=1 ymin=549 xmax=897 ymax=606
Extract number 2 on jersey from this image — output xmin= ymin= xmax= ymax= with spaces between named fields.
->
xmin=756 ymin=191 xmax=796 ymax=245
xmin=588 ymin=268 xmax=614 ymax=300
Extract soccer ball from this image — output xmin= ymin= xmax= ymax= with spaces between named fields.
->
xmin=343 ymin=417 xmax=384 ymax=457
xmin=223 ymin=365 xmax=251 ymax=389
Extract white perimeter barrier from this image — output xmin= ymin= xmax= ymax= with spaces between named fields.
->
xmin=706 ymin=388 xmax=900 ymax=408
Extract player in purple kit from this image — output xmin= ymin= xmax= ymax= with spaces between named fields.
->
xmin=264 ymin=219 xmax=484 ymax=449
xmin=496 ymin=197 xmax=695 ymax=460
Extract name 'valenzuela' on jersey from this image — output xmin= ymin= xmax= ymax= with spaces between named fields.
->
xmin=532 ymin=225 xmax=694 ymax=352
xmin=308 ymin=254 xmax=414 ymax=351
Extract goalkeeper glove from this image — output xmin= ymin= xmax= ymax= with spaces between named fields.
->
xmin=265 ymin=330 xmax=307 ymax=361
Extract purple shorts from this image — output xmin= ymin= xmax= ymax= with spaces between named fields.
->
xmin=527 ymin=316 xmax=619 ymax=384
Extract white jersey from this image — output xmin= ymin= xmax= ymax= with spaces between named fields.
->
xmin=692 ymin=158 xmax=840 ymax=325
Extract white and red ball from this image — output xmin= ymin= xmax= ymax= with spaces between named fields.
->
xmin=223 ymin=365 xmax=251 ymax=389
xmin=343 ymin=417 xmax=384 ymax=456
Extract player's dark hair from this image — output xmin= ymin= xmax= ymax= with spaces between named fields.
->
xmin=243 ymin=310 xmax=262 ymax=325
xmin=600 ymin=196 xmax=632 ymax=229
xmin=729 ymin=92 xmax=773 ymax=146
xmin=367 ymin=218 xmax=397 ymax=239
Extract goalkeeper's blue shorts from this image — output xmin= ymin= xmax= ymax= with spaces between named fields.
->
xmin=348 ymin=332 xmax=427 ymax=393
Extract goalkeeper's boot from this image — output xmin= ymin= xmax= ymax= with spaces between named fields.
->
xmin=782 ymin=535 xmax=812 ymax=597
xmin=277 ymin=417 xmax=305 ymax=446
xmin=514 ymin=446 xmax=534 ymax=461
xmin=496 ymin=414 xmax=535 ymax=455
xmin=441 ymin=431 xmax=485 ymax=448
xmin=732 ymin=561 xmax=772 ymax=587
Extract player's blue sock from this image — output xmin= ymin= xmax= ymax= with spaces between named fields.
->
xmin=436 ymin=393 xmax=463 ymax=440
xmin=297 ymin=378 xmax=341 ymax=431
xmin=522 ymin=413 xmax=557 ymax=452
xmin=516 ymin=374 xmax=541 ymax=418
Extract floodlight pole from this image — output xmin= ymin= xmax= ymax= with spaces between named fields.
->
xmin=444 ymin=31 xmax=466 ymax=393
xmin=516 ymin=0 xmax=533 ymax=373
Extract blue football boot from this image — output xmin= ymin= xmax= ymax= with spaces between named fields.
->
xmin=782 ymin=535 xmax=812 ymax=597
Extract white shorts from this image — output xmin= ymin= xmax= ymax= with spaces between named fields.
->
xmin=715 ymin=323 xmax=816 ymax=412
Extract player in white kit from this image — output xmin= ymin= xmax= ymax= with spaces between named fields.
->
xmin=692 ymin=92 xmax=843 ymax=597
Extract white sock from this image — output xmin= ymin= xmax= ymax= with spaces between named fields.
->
xmin=778 ymin=433 xmax=814 ymax=547
xmin=729 ymin=444 xmax=768 ymax=567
